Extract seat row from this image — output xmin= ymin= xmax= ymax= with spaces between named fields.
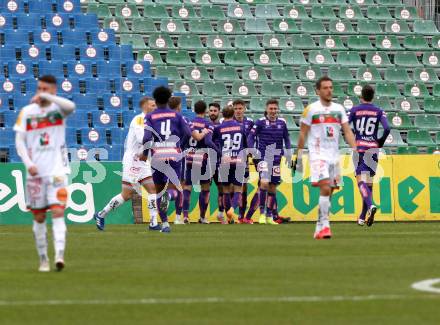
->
xmin=0 ymin=13 xmax=99 ymax=30
xmin=0 ymin=0 xmax=80 ymax=14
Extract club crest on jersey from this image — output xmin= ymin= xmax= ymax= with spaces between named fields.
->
xmin=326 ymin=126 xmax=334 ymax=138
xmin=30 ymin=117 xmax=38 ymax=129
xmin=40 ymin=132 xmax=49 ymax=146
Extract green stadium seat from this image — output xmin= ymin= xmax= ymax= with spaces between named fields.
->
xmin=414 ymin=67 xmax=439 ymax=83
xmin=255 ymin=4 xmax=281 ymax=19
xmin=347 ymin=81 xmax=368 ymax=97
xmin=138 ymin=50 xmax=165 ymax=65
xmin=339 ymin=5 xmax=365 ymax=20
xmin=279 ymin=97 xmax=304 ymax=114
xmin=413 ymin=20 xmax=439 ymax=34
xmin=403 ymin=35 xmax=430 ymax=51
xmin=290 ymin=82 xmax=315 ymax=98
xmin=231 ymin=81 xmax=258 ymax=97
xmin=210 ymin=0 xmax=236 ymax=4
xmin=261 ymin=81 xmax=287 ymax=97
xmin=433 ymin=84 xmax=440 ymax=97
xmin=427 ymin=145 xmax=440 ymax=154
xmin=397 ymin=146 xmax=419 ymax=154
xmin=311 ymin=6 xmax=336 ymax=19
xmin=195 ymin=50 xmax=223 ymax=66
xmin=220 ymin=98 xmax=235 ymax=109
xmin=156 ymin=66 xmax=181 ymax=81
xmin=174 ymin=81 xmax=199 ymax=96
xmin=160 ymin=19 xmax=187 ymax=34
xmin=349 ymin=0 xmax=375 ymax=5
xmin=357 ymin=20 xmax=383 ymax=34
xmin=224 ymin=50 xmax=252 ymax=66
xmin=104 ymin=17 xmax=129 ymax=33
xmin=329 ymin=19 xmax=355 ymax=34
xmin=394 ymin=52 xmax=422 ymax=67
xmin=393 ymin=6 xmax=420 ymax=20
xmin=290 ymin=131 xmax=299 ymax=147
xmin=272 ymin=19 xmax=300 ymax=34
xmin=87 ymin=4 xmax=111 ymax=18
xmin=376 ymin=0 xmax=404 ymax=5
xmin=367 ymin=7 xmax=392 ymax=20
xmin=280 ymin=49 xmax=307 ymax=65
xmin=120 ymin=34 xmax=146 ymax=50
xmin=328 ymin=65 xmax=353 ymax=81
xmin=319 ymin=35 xmax=346 ymax=50
xmin=100 ymin=0 xmax=123 ymax=3
xmin=332 ymin=83 xmax=346 ymax=97
xmin=262 ymin=34 xmax=289 ymax=49
xmin=336 ymin=51 xmax=363 ymax=67
xmin=385 ymin=20 xmax=411 ymax=34
xmin=183 ymin=0 xmax=210 ymax=3
xmin=283 ymin=5 xmax=309 ymax=19
xmin=388 ymin=112 xmax=413 ymax=130
xmin=115 ymin=4 xmax=140 ymax=19
xmin=218 ymin=19 xmax=245 ymax=34
xmin=250 ymin=97 xmax=267 ymax=113
xmin=403 ymin=82 xmax=430 ymax=98
xmin=189 ymin=20 xmax=215 ymax=34
xmin=424 ymin=98 xmax=440 ymax=114
xmin=156 ymin=0 xmax=182 ymax=4
xmin=374 ymin=97 xmax=395 ymax=112
xmin=245 ymin=18 xmax=271 ymax=33
xmin=132 ymin=18 xmax=157 ymax=33
xmin=356 ymin=66 xmax=382 ymax=82
xmin=384 ymin=129 xmax=406 ymax=147
xmin=337 ymin=96 xmax=360 ymax=110
xmin=395 ymin=97 xmax=422 ymax=113
xmin=206 ymin=35 xmax=234 ymax=50
xmin=166 ymin=50 xmax=192 ymax=66
xmin=235 ymin=35 xmax=262 ymax=50
xmin=299 ymin=65 xmax=322 ymax=82
xmin=148 ymin=33 xmax=175 ymax=50
xmin=308 ymin=49 xmax=335 ymax=65
xmin=415 ymin=114 xmax=440 ymax=130
xmin=288 ymin=34 xmax=316 ymax=49
xmin=407 ymin=130 xmax=435 ymax=146
xmin=227 ymin=4 xmax=253 ymax=19
xmin=183 ymin=66 xmax=211 ymax=82
xmin=347 ymin=35 xmax=374 ymax=50
xmin=271 ymin=66 xmax=297 ymax=82
xmin=422 ymin=52 xmax=440 ymax=68
xmin=202 ymin=81 xmax=229 ymax=97
xmin=384 ymin=67 xmax=411 ymax=82
xmin=177 ymin=34 xmax=204 ymax=50
xmin=301 ymin=19 xmax=327 ymax=34
xmin=171 ymin=4 xmax=198 ymax=19
xmin=242 ymin=67 xmax=269 ymax=81
xmin=281 ymin=115 xmax=299 ymax=131
xmin=213 ymin=66 xmax=239 ymax=82
xmin=143 ymin=4 xmax=169 ymax=19
xmin=437 ymin=132 xmax=440 ymax=144
xmin=200 ymin=5 xmax=225 ymax=20
xmin=375 ymin=35 xmax=402 ymax=51
xmin=375 ymin=83 xmax=401 ymax=97
xmin=365 ymin=52 xmax=394 ymax=68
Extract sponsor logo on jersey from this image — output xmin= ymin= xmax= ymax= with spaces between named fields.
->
xmin=39 ymin=132 xmax=50 ymax=146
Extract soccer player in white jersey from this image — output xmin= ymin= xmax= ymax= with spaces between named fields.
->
xmin=14 ymin=75 xmax=76 ymax=272
xmin=94 ymin=97 xmax=160 ymax=231
xmin=296 ymin=76 xmax=356 ymax=239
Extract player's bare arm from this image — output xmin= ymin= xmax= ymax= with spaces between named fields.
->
xmin=342 ymin=122 xmax=357 ymax=150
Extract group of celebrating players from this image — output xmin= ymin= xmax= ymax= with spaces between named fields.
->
xmin=15 ymin=75 xmax=390 ymax=272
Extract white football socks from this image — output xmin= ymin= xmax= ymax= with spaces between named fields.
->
xmin=52 ymin=217 xmax=66 ymax=261
xmin=99 ymin=194 xmax=126 ymax=218
xmin=33 ymin=220 xmax=48 ymax=262
xmin=319 ymin=196 xmax=330 ymax=229
xmin=148 ymin=193 xmax=158 ymax=226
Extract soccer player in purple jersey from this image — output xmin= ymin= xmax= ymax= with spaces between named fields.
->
xmin=182 ymin=101 xmax=220 ymax=224
xmin=349 ymin=85 xmax=390 ymax=227
xmin=208 ymin=102 xmax=221 ymax=126
xmin=213 ymin=105 xmax=248 ymax=224
xmin=232 ymin=100 xmax=254 ymax=222
xmin=248 ymin=99 xmax=292 ymax=225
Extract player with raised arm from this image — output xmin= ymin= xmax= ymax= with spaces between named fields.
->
xmin=212 ymin=105 xmax=248 ymax=224
xmin=94 ymin=97 xmax=159 ymax=231
xmin=232 ymin=100 xmax=254 ymax=223
xmin=14 ymin=75 xmax=75 ymax=272
xmin=248 ymin=99 xmax=292 ymax=225
xmin=295 ymin=76 xmax=356 ymax=239
xmin=349 ymin=85 xmax=390 ymax=227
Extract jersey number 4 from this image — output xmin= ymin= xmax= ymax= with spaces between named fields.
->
xmin=355 ymin=117 xmax=377 ymax=136
xmin=160 ymin=120 xmax=171 ymax=140
xmin=222 ymin=133 xmax=242 ymax=151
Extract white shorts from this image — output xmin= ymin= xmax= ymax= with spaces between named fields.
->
xmin=26 ymin=175 xmax=69 ymax=212
xmin=122 ymin=158 xmax=152 ymax=186
xmin=310 ymin=160 xmax=341 ymax=188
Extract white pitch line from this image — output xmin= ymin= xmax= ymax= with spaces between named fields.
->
xmin=411 ymin=279 xmax=440 ymax=294
xmin=0 ymin=294 xmax=439 ymax=307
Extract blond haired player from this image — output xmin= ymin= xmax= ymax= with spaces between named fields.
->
xmin=14 ymin=75 xmax=76 ymax=272
xmin=94 ymin=97 xmax=160 ymax=231
xmin=295 ymin=76 xmax=356 ymax=239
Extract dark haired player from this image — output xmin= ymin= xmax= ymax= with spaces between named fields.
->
xmin=208 ymin=102 xmax=221 ymax=125
xmin=349 ymin=85 xmax=390 ymax=227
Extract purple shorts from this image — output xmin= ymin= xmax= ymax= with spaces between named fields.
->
xmin=152 ymin=159 xmax=183 ymax=186
xmin=218 ymin=163 xmax=246 ymax=186
xmin=184 ymin=160 xmax=212 ymax=185
xmin=255 ymin=160 xmax=281 ymax=185
xmin=354 ymin=152 xmax=378 ymax=177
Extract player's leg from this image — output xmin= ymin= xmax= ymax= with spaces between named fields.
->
xmin=198 ymin=182 xmax=210 ymax=224
xmin=174 ymin=161 xmax=186 ymax=225
xmin=265 ymin=184 xmax=279 ymax=225
xmin=244 ymin=190 xmax=258 ymax=224
xmin=258 ymin=180 xmax=269 ymax=224
xmin=239 ymin=183 xmax=248 ymax=222
xmin=213 ymin=170 xmax=226 ymax=223
xmin=140 ymin=176 xmax=160 ymax=230
xmin=356 ymin=151 xmax=378 ymax=227
xmin=181 ymin=163 xmax=193 ymax=224
xmin=32 ymin=210 xmax=49 ymax=272
xmin=310 ymin=160 xmax=332 ymax=239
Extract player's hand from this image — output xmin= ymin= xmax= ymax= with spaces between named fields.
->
xmin=28 ymin=166 xmax=38 ymax=176
xmin=30 ymin=94 xmax=42 ymax=105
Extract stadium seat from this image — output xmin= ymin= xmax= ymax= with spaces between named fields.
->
xmin=336 ymin=51 xmax=363 ymax=67
xmin=160 ymin=19 xmax=187 ymax=34
xmin=403 ymin=82 xmax=430 ymax=98
xmin=242 ymin=66 xmax=268 ymax=82
xmin=403 ymin=35 xmax=430 ymax=51
xmin=213 ymin=66 xmax=238 ymax=81
xmin=90 ymin=29 xmax=116 ymax=45
xmin=300 ymin=19 xmax=327 ymax=34
xmin=148 ymin=33 xmax=175 ymax=50
xmin=397 ymin=146 xmax=418 ymax=154
xmin=365 ymin=52 xmax=393 ymax=68
xmin=200 ymin=5 xmax=225 ymax=20
xmin=280 ymin=49 xmax=307 ymax=65
xmin=311 ymin=5 xmax=336 ymax=20
xmin=367 ymin=6 xmax=392 ymax=20
xmin=413 ymin=67 xmax=439 ymax=83
xmin=328 ymin=66 xmax=353 ymax=82
xmin=376 ymin=35 xmax=403 ymax=51
xmin=253 ymin=51 xmax=280 ymax=66
xmin=235 ymin=35 xmax=262 ymax=50
xmin=255 ymin=4 xmax=280 ymax=19
xmin=206 ymin=34 xmax=234 ymax=50
xmin=177 ymin=34 xmax=204 ymax=50
xmin=395 ymin=97 xmax=422 ymax=113
xmin=283 ymin=5 xmax=309 ymax=20
xmin=356 ymin=66 xmax=381 ymax=82
xmin=298 ymin=65 xmax=322 ymax=82
xmin=249 ymin=97 xmax=268 ymax=113
xmin=393 ymin=6 xmax=420 ymax=20
xmin=92 ymin=111 xmax=119 ymax=128
xmin=424 ymin=97 xmax=440 ymax=113
xmin=156 ymin=66 xmax=181 ymax=81
xmin=328 ymin=19 xmax=355 ymax=35
xmin=389 ymin=112 xmax=414 ymax=130
xmin=357 ymin=20 xmax=383 ymax=34
xmin=413 ymin=20 xmax=439 ymax=34
xmin=166 ymin=50 xmax=192 ymax=66
xmin=271 ymin=66 xmax=297 ymax=82
xmin=272 ymin=18 xmax=300 ymax=34
xmin=422 ymin=52 xmax=440 ymax=67
xmin=288 ymin=34 xmax=316 ymax=50
xmin=376 ymin=83 xmax=401 ymax=98
xmin=279 ymin=97 xmax=304 ymax=114
xmin=347 ymin=35 xmax=374 ymax=50
xmin=290 ymin=82 xmax=315 ymax=98
xmin=188 ymin=19 xmax=215 ymax=34
xmin=96 ymin=61 xmax=121 ymax=78
xmin=337 ymin=96 xmax=360 ymax=110
xmin=218 ymin=19 xmax=244 ymax=34
xmin=115 ymin=4 xmax=140 ymax=19
xmin=308 ymin=49 xmax=335 ymax=66
xmin=385 ymin=20 xmax=411 ymax=34
xmin=227 ymin=4 xmax=253 ymax=19
xmin=384 ymin=67 xmax=410 ymax=83
xmin=2 ymin=110 xmax=17 ymax=127
xmin=339 ymin=5 xmax=364 ymax=20
xmin=132 ymin=18 xmax=157 ymax=33
xmin=437 ymin=132 xmax=440 ymax=144
xmin=143 ymin=4 xmax=169 ymax=19
xmin=414 ymin=114 xmax=440 ymax=130
xmin=244 ymin=18 xmax=271 ymax=33
xmin=407 ymin=130 xmax=435 ymax=146
xmin=261 ymin=81 xmax=287 ymax=97
xmin=66 ymin=61 xmax=92 ymax=78
xmin=224 ymin=50 xmax=251 ymax=66
xmin=1 ymin=29 xmax=30 ymax=45
xmin=319 ymin=35 xmax=346 ymax=50
xmin=231 ymin=81 xmax=258 ymax=97
xmin=427 ymin=145 xmax=440 ymax=154
xmin=7 ymin=61 xmax=34 ymax=78
xmin=262 ymin=34 xmax=289 ymax=49
xmin=103 ymin=17 xmax=129 ymax=33
xmin=74 ymin=93 xmax=97 ymax=111
xmin=174 ymin=81 xmax=199 ymax=96
xmin=87 ymin=3 xmax=111 ymax=18
xmin=109 ymin=128 xmax=125 ymax=146
xmin=171 ymin=4 xmax=198 ymax=19
xmin=120 ymin=34 xmax=146 ymax=50
xmin=202 ymin=81 xmax=228 ymax=97
xmin=81 ymin=127 xmax=107 ymax=146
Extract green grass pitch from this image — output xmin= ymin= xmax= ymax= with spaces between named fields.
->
xmin=1 ymin=223 xmax=440 ymax=324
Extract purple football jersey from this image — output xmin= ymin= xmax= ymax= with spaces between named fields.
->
xmin=213 ymin=120 xmax=247 ymax=165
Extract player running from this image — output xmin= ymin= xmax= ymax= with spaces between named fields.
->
xmin=349 ymin=85 xmax=390 ymax=227
xmin=14 ymin=75 xmax=75 ymax=272
xmin=295 ymin=76 xmax=356 ymax=240
xmin=248 ymin=99 xmax=292 ymax=225
xmin=213 ymin=105 xmax=248 ymax=224
xmin=94 ymin=97 xmax=159 ymax=231
xmin=232 ymin=100 xmax=254 ymax=222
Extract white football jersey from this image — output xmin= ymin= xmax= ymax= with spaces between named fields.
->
xmin=13 ymin=102 xmax=70 ymax=177
xmin=123 ymin=112 xmax=146 ymax=166
xmin=300 ymin=100 xmax=348 ymax=163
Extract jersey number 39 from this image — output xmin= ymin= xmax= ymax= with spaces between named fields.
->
xmin=222 ymin=133 xmax=242 ymax=151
